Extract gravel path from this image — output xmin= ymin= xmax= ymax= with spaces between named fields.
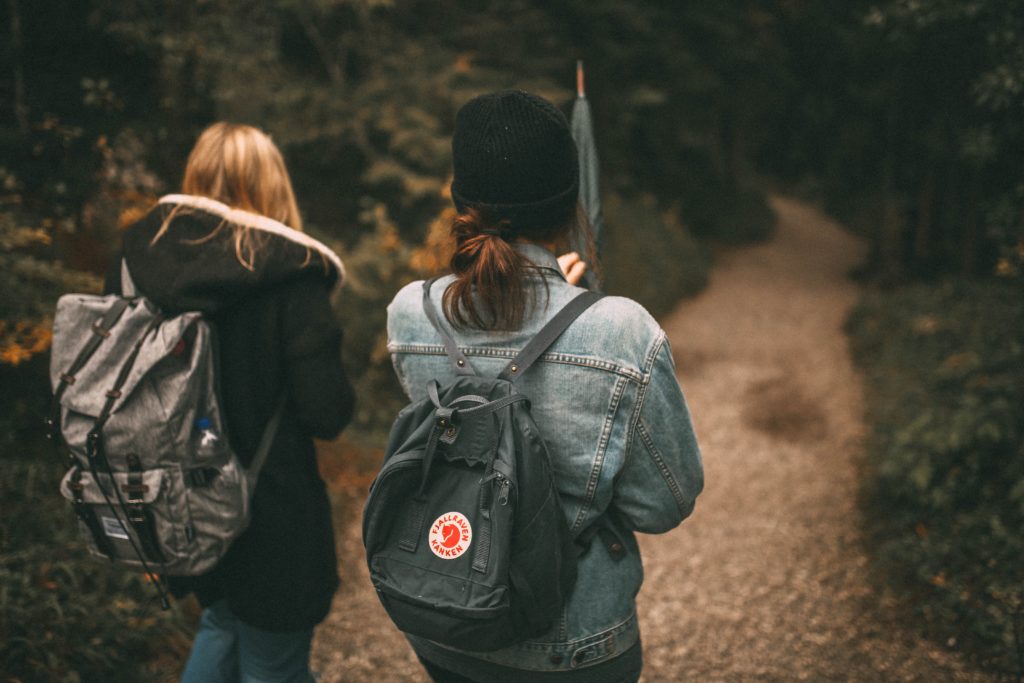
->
xmin=311 ymin=196 xmax=991 ymax=681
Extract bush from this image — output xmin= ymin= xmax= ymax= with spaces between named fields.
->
xmin=0 ymin=359 xmax=194 ymax=682
xmin=602 ymin=192 xmax=709 ymax=319
xmin=682 ymin=184 xmax=776 ymax=245
xmin=848 ymin=279 xmax=1024 ymax=677
xmin=328 ymin=201 xmax=426 ymax=444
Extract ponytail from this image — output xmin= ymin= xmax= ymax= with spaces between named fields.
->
xmin=443 ymin=209 xmax=537 ymax=331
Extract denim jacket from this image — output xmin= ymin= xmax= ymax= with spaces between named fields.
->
xmin=386 ymin=243 xmax=703 ymax=674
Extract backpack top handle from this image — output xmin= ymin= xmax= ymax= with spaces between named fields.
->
xmin=422 ymin=278 xmax=477 ymax=376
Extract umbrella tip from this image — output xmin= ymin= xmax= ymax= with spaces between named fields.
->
xmin=576 ymin=60 xmax=585 ymax=98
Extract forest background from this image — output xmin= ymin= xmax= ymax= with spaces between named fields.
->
xmin=1 ymin=0 xmax=1022 ymax=680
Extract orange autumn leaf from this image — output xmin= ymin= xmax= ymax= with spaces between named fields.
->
xmin=0 ymin=321 xmax=53 ymax=366
xmin=453 ymin=52 xmax=475 ymax=74
xmin=409 ymin=206 xmax=456 ymax=276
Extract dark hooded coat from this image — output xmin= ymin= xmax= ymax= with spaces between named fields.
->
xmin=105 ymin=194 xmax=354 ymax=632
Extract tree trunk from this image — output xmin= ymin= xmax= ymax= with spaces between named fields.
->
xmin=878 ymin=97 xmax=903 ymax=283
xmin=961 ymin=178 xmax=979 ymax=276
xmin=913 ymin=168 xmax=934 ymax=268
xmin=299 ymin=12 xmax=346 ymax=88
xmin=719 ymin=102 xmax=738 ymax=189
xmin=9 ymin=0 xmax=29 ymax=133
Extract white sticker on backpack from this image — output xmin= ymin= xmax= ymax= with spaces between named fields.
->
xmin=428 ymin=512 xmax=472 ymax=559
xmin=101 ymin=515 xmax=129 ymax=540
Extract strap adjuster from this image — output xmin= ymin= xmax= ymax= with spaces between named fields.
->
xmin=121 ymin=483 xmax=149 ymax=497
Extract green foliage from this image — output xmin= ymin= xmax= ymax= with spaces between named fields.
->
xmin=682 ymin=184 xmax=775 ymax=245
xmin=987 ymin=182 xmax=1024 ymax=280
xmin=0 ymin=168 xmax=102 ymax=366
xmin=602 ymin=193 xmax=709 ymax=319
xmin=760 ymin=0 xmax=1024 ymax=279
xmin=329 ymin=202 xmax=421 ymax=444
xmin=848 ymin=280 xmax=1024 ymax=676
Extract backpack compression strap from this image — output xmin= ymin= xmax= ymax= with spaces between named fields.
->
xmin=49 ymin=297 xmax=131 ymax=437
xmin=421 ymin=278 xmax=604 ymax=381
xmin=49 ymin=258 xmax=141 ymax=440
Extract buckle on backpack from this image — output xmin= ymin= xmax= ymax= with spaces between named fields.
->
xmin=69 ymin=469 xmax=86 ymax=498
xmin=121 ymin=482 xmax=150 ymax=497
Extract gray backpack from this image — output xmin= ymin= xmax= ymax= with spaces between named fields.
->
xmin=48 ymin=262 xmax=281 ymax=605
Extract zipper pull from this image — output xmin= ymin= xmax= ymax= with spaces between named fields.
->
xmin=498 ymin=476 xmax=511 ymax=506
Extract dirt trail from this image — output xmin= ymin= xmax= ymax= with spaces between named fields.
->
xmin=641 ymin=196 xmax=988 ymax=682
xmin=311 ymin=196 xmax=991 ymax=681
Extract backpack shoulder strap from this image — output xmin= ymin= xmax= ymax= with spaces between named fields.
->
xmin=422 ymin=278 xmax=476 ymax=376
xmin=498 ymin=290 xmax=604 ymax=382
xmin=121 ymin=258 xmax=138 ymax=298
xmin=244 ymin=395 xmax=287 ymax=491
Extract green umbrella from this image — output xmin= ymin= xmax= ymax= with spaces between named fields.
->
xmin=571 ymin=60 xmax=603 ymax=291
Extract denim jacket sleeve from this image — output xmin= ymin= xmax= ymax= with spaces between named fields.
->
xmin=614 ymin=332 xmax=703 ymax=534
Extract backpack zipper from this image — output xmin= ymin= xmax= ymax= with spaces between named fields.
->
xmin=480 ymin=470 xmax=513 ymax=506
xmin=471 ymin=469 xmax=517 ymax=574
xmin=496 ymin=474 xmax=511 ymax=506
xmin=369 ymin=451 xmax=424 ymax=495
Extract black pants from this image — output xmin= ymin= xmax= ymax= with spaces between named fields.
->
xmin=418 ymin=658 xmax=476 ymax=683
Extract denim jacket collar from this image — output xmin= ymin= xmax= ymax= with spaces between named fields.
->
xmin=515 ymin=242 xmax=566 ymax=282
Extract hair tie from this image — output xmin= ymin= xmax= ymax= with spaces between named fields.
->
xmin=480 ymin=227 xmax=513 ymax=241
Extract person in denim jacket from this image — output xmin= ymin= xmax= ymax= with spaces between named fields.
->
xmin=387 ymin=90 xmax=703 ymax=683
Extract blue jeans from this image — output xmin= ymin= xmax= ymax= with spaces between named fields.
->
xmin=180 ymin=600 xmax=315 ymax=683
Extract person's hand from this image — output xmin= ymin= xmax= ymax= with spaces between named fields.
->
xmin=557 ymin=252 xmax=587 ymax=286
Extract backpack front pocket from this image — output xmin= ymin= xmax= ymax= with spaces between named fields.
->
xmin=371 ymin=553 xmax=517 ymax=651
xmin=60 ymin=465 xmax=193 ymax=573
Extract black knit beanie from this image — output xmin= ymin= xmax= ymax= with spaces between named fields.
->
xmin=451 ymin=90 xmax=579 ymax=232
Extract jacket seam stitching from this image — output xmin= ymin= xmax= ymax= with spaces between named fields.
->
xmin=624 ymin=332 xmax=666 ymax=465
xmin=570 ymin=374 xmax=627 ymax=533
xmin=635 ymin=418 xmax=687 ymax=513
xmin=388 ymin=344 xmax=644 ymax=381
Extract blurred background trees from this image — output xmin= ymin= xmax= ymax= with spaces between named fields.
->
xmin=758 ymin=0 xmax=1024 ymax=282
xmin=1 ymin=0 xmax=1022 ymax=679
xmin=5 ymin=0 xmax=1019 ymax=403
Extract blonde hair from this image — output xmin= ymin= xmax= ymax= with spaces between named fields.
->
xmin=154 ymin=122 xmax=304 ymax=270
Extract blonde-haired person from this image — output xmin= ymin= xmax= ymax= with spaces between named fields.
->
xmin=105 ymin=123 xmax=354 ymax=682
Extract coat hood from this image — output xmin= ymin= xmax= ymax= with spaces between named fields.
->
xmin=120 ymin=194 xmax=345 ymax=313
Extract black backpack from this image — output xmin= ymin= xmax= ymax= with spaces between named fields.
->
xmin=362 ymin=279 xmax=603 ymax=651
